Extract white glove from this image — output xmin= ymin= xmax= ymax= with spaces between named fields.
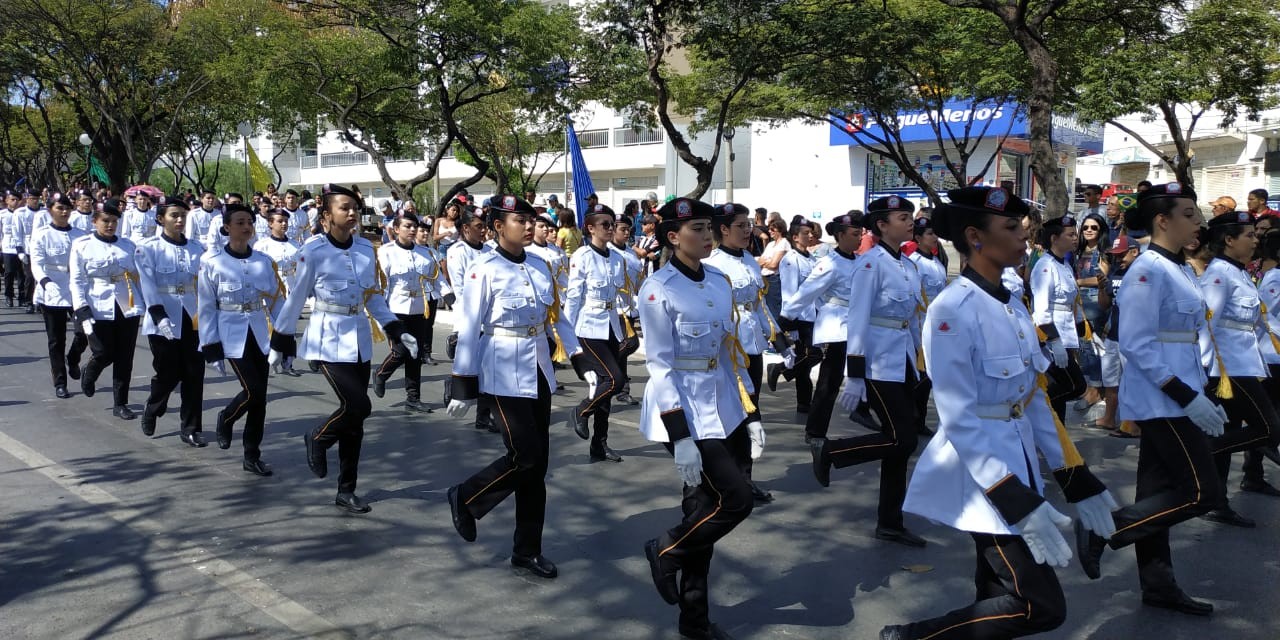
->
xmin=19 ymin=253 xmax=28 ymax=264
xmin=156 ymin=317 xmax=177 ymax=340
xmin=208 ymin=360 xmax=226 ymax=376
xmin=1075 ymin=490 xmax=1119 ymax=539
xmin=399 ymin=333 xmax=419 ymax=359
xmin=673 ymin=437 xmax=702 ymax=487
xmin=746 ymin=421 xmax=766 ymax=459
xmin=268 ymin=349 xmax=283 ymax=370
xmin=1046 ymin=339 xmax=1068 ymax=369
xmin=782 ymin=346 xmax=797 ymax=369
xmin=81 ymin=318 xmax=95 ymax=336
xmin=1015 ymin=503 xmax=1074 ymax=568
xmin=838 ymin=377 xmax=865 ymax=413
xmin=1185 ymin=393 xmax=1228 ymax=437
xmin=584 ymin=371 xmax=599 ymax=397
xmin=446 ymin=398 xmax=475 ymax=418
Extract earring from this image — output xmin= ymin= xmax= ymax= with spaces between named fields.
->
xmin=974 ymin=241 xmax=983 ymax=250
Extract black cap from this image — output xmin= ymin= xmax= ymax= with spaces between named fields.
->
xmin=656 ymin=197 xmax=717 ymax=224
xmin=321 ymin=183 xmax=363 ymax=207
xmin=158 ymin=194 xmax=189 ymax=211
xmin=867 ymin=195 xmax=916 ymax=216
xmin=714 ymin=203 xmax=751 ymax=220
xmin=931 ymin=186 xmax=1029 ymax=243
xmin=47 ymin=192 xmax=73 ymax=209
xmin=1126 ymin=183 xmax=1197 ymax=232
xmin=224 ymin=202 xmax=255 ymax=217
xmin=825 ymin=211 xmax=864 ymax=236
xmin=1206 ymin=210 xmax=1255 ymax=241
xmin=1041 ymin=214 xmax=1076 ymax=233
xmin=101 ymin=198 xmax=122 ymax=217
xmin=614 ymin=213 xmax=634 ymax=228
xmin=584 ymin=203 xmax=615 ymax=220
xmin=912 ymin=216 xmax=933 ymax=235
xmin=489 ymin=194 xmax=536 ymax=216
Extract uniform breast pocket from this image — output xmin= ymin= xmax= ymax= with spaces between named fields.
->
xmin=85 ymin=257 xmax=111 ymax=275
xmin=879 ymin=288 xmax=909 ymax=313
xmin=218 ymin=280 xmax=242 ymax=303
xmin=981 ymin=355 xmax=1026 ymax=382
xmin=1173 ymin=298 xmax=1203 ymax=326
xmin=317 ymin=276 xmax=351 ymax=294
xmin=676 ymin=321 xmax=711 ymax=354
xmin=1230 ymin=295 xmax=1260 ymax=321
xmin=495 ymin=295 xmax=530 ymax=326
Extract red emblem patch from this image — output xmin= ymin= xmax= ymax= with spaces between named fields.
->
xmin=470 ymin=273 xmax=477 ymax=279
xmin=865 ymin=263 xmax=872 ymax=269
xmin=1138 ymin=275 xmax=1148 ymax=282
xmin=938 ymin=322 xmax=950 ymax=332
xmin=648 ymin=294 xmax=656 ymax=301
xmin=1213 ymin=279 xmax=1221 ymax=284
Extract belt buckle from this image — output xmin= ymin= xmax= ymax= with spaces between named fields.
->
xmin=526 ymin=326 xmax=537 ymax=336
xmin=1010 ymin=404 xmax=1024 ymax=419
xmin=900 ymin=320 xmax=909 ymax=328
xmin=707 ymin=357 xmax=717 ymax=370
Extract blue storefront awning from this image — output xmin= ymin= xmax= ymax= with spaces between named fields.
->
xmin=829 ymin=100 xmax=1102 ymax=155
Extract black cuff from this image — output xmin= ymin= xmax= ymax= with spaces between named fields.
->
xmin=845 ymin=355 xmax=866 ymax=379
xmin=777 ymin=315 xmax=799 ymax=332
xmin=1075 ymin=321 xmax=1088 ymax=338
xmin=1038 ymin=323 xmax=1060 ymax=341
xmin=746 ymin=409 xmax=762 ymax=424
xmin=73 ymin=306 xmax=94 ymax=323
xmin=147 ymin=304 xmax=169 ymax=324
xmin=661 ymin=409 xmax=693 ymax=442
xmin=1160 ymin=377 xmax=1198 ymax=408
xmin=383 ymin=319 xmax=405 ymax=340
xmin=202 ymin=342 xmax=225 ymax=363
xmin=39 ymin=277 xmax=50 ymax=288
xmin=1053 ymin=465 xmax=1108 ymax=503
xmin=269 ymin=331 xmax=297 ymax=357
xmin=985 ymin=474 xmax=1046 ymax=525
xmin=451 ymin=375 xmax=479 ymax=401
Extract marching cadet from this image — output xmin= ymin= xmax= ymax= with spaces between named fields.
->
xmin=444 ymin=207 xmax=495 ymax=431
xmin=768 ymin=216 xmax=822 ymax=414
xmin=775 ymin=211 xmax=863 ymax=444
xmin=881 ymin=186 xmax=1118 ymax=640
xmin=281 ymin=189 xmax=310 ymax=244
xmin=1197 ymin=209 xmax=1280 ymax=527
xmin=135 ymin=196 xmax=207 ymax=445
xmin=1076 ymin=184 xmax=1262 ymax=617
xmin=810 ymin=195 xmax=927 ymax=548
xmin=1029 ymin=215 xmax=1087 ymax=422
xmin=1 ymin=190 xmax=27 ymax=308
xmin=30 ymin=192 xmax=88 ymax=398
xmin=70 ymin=198 xmax=145 ymax=419
xmin=907 ymin=217 xmax=946 ymax=436
xmin=564 ymin=203 xmax=627 ymax=462
xmin=252 ymin=208 xmax=301 ymax=293
xmin=704 ymin=202 xmax=777 ymax=504
xmin=638 ymin=197 xmax=765 ymax=640
xmin=16 ymin=191 xmax=39 ymax=312
xmin=270 ymin=184 xmax=420 ymax=514
xmin=119 ymin=191 xmax=158 ymax=243
xmin=1250 ymin=233 xmax=1280 ymax=493
xmin=527 ymin=212 xmax=568 ymax=287
xmin=198 ymin=202 xmax=283 ymax=476
xmin=413 ymin=217 xmax=445 ymax=366
xmin=610 ymin=213 xmax=643 ymax=406
xmin=444 ymin=195 xmax=582 ymax=579
xmin=372 ymin=212 xmax=437 ymax=412
xmin=185 ymin=189 xmax=217 ymax=242
xmin=70 ymin=192 xmax=95 ymax=232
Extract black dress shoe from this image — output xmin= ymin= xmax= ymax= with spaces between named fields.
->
xmin=474 ymin=416 xmax=499 ymax=433
xmin=766 ymin=363 xmax=782 ymax=392
xmin=308 ymin=360 xmax=320 ymax=373
xmin=243 ymin=459 xmax=273 ymax=476
xmin=1142 ymin=589 xmax=1213 ymax=616
xmin=113 ymin=405 xmax=137 ymax=420
xmin=335 ymin=492 xmax=371 ymax=514
xmin=448 ymin=484 xmax=477 ymax=542
xmin=644 ymin=538 xmax=680 ymax=605
xmin=1240 ymin=478 xmax=1280 ymax=497
xmin=305 ymin=434 xmax=327 ymax=478
xmin=1075 ymin=520 xmax=1106 ymax=580
xmin=215 ymin=410 xmax=232 ymax=449
xmin=879 ymin=625 xmax=907 ymax=640
xmin=372 ymin=376 xmax=386 ymax=398
xmin=80 ymin=374 xmax=95 ymax=398
xmin=179 ymin=431 xmax=207 ymax=447
xmin=679 ymin=623 xmax=736 ymax=640
xmin=810 ymin=438 xmax=830 ymax=487
xmin=404 ymin=399 xmax=433 ymax=413
xmin=750 ymin=482 xmax=774 ymax=504
xmin=589 ymin=446 xmax=623 ymax=462
xmin=850 ymin=409 xmax=879 ymax=430
xmin=510 ymin=554 xmax=558 ymax=579
xmin=875 ymin=526 xmax=927 ymax=548
xmin=68 ymin=360 xmax=81 ymax=380
xmin=1201 ymin=507 xmax=1256 ymax=528
xmin=568 ymin=406 xmax=590 ymax=440
xmin=54 ymin=385 xmax=69 ymax=399
xmin=140 ymin=415 xmax=156 ymax=437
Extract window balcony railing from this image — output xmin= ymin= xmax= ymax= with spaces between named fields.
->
xmin=319 ymin=151 xmax=370 ymax=168
xmin=576 ymin=129 xmax=609 ymax=149
xmin=613 ymin=127 xmax=663 ymax=146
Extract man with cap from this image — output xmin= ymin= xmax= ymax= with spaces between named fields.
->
xmin=810 ymin=195 xmax=928 ymax=548
xmin=30 ymin=192 xmax=89 ymax=398
xmin=281 ymin=189 xmax=311 ymax=244
xmin=1094 ymin=234 xmax=1141 ymax=433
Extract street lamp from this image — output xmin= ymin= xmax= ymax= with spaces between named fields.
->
xmin=723 ymin=127 xmax=737 ymax=202
xmin=78 ymin=133 xmax=92 ymax=185
xmin=237 ymin=122 xmax=252 ymax=194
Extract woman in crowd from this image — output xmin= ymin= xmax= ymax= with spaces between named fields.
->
xmin=768 ymin=215 xmax=821 ymax=413
xmin=1073 ymin=213 xmax=1110 ymax=414
xmin=756 ymin=219 xmax=789 ymax=324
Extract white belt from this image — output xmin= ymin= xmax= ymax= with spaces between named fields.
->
xmin=673 ymin=356 xmax=719 ymax=371
xmin=217 ymin=301 xmax=263 ymax=312
xmin=1218 ymin=319 xmax=1257 ymax=332
xmin=46 ymin=264 xmax=69 ymax=272
xmin=314 ymin=300 xmax=363 ymax=315
xmin=869 ymin=316 xmax=909 ymax=329
xmin=394 ymin=289 xmax=421 ymax=298
xmin=159 ymin=284 xmax=191 ymax=295
xmin=587 ymin=299 xmax=615 ymax=310
xmin=483 ymin=324 xmax=545 ymax=338
xmin=90 ymin=274 xmax=125 ymax=283
xmin=822 ymin=294 xmax=849 ymax=307
xmin=736 ymin=301 xmax=755 ymax=312
xmin=1155 ymin=330 xmax=1197 ymax=343
xmin=975 ymin=401 xmax=1027 ymax=421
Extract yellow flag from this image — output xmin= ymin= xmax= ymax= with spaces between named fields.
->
xmin=246 ymin=141 xmax=272 ymax=193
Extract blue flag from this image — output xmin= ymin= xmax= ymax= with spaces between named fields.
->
xmin=566 ymin=123 xmax=595 ymax=227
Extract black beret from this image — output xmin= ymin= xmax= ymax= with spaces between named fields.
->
xmin=714 ymin=203 xmax=751 ymax=220
xmin=101 ymin=198 xmax=122 ymax=217
xmin=1126 ymin=183 xmax=1197 ymax=232
xmin=224 ymin=202 xmax=255 ymax=217
xmin=614 ymin=214 xmax=634 ymax=228
xmin=656 ymin=197 xmax=717 ymax=224
xmin=1207 ymin=210 xmax=1254 ymax=232
xmin=321 ymin=183 xmax=363 ymax=206
xmin=867 ymin=195 xmax=916 ymax=216
xmin=158 ymin=194 xmax=189 ymax=211
xmin=931 ymin=186 xmax=1028 ymax=243
xmin=47 ymin=192 xmax=73 ymax=209
xmin=912 ymin=216 xmax=933 ymax=234
xmin=489 ymin=194 xmax=536 ymax=216
xmin=583 ymin=203 xmax=615 ymax=219
xmin=1042 ymin=214 xmax=1076 ymax=232
xmin=826 ymin=210 xmax=864 ymax=236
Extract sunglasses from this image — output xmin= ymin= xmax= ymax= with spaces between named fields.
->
xmin=1082 ymin=225 xmax=1101 ymax=230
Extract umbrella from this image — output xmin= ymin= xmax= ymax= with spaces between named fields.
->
xmin=124 ymin=184 xmax=163 ymax=198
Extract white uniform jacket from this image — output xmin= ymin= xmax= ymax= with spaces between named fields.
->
xmin=136 ymin=234 xmax=204 ymax=338
xmin=419 ymin=245 xmax=449 ymax=300
xmin=1258 ymin=269 xmax=1280 ymax=366
xmin=13 ymin=207 xmax=35 ymax=249
xmin=703 ymin=247 xmax=773 ymax=355
xmin=253 ymin=235 xmax=301 ymax=293
xmin=198 ymin=245 xmax=283 ymax=360
xmin=1198 ymin=257 xmax=1267 ymax=378
xmin=1 ymin=208 xmax=28 ymax=254
xmin=204 ymin=213 xmax=227 ymax=249
xmin=846 ymin=243 xmax=923 ymax=383
xmin=611 ymin=243 xmax=644 ymax=319
xmin=446 ymin=240 xmax=491 ymax=301
xmin=1118 ymin=247 xmax=1210 ymax=422
xmin=780 ymin=248 xmax=857 ymax=346
xmin=30 ymin=209 xmax=51 ymax=236
xmin=565 ymin=244 xmax=625 ymax=340
xmin=69 ymin=211 xmax=93 ymax=233
xmin=186 ymin=207 xmax=215 ymax=243
xmin=30 ymin=224 xmax=87 ymax=308
xmin=908 ymin=273 xmax=1070 ymax=535
xmin=119 ymin=207 xmax=157 ymax=243
xmin=1002 ymin=267 xmax=1025 ymax=303
xmin=378 ymin=240 xmax=439 ymax=316
xmin=283 ymin=208 xmax=310 ymax=244
xmin=451 ymin=248 xmax=580 ymax=400
xmin=273 ymin=234 xmax=398 ymax=364
xmin=526 ymin=242 xmax=567 ymax=292
xmin=1029 ymin=252 xmax=1083 ymax=348
xmin=910 ymin=251 xmax=947 ymax=303
xmin=638 ymin=262 xmax=751 ymax=443
xmin=69 ymin=233 xmax=144 ymax=320
xmin=777 ymin=248 xmax=817 ymax=323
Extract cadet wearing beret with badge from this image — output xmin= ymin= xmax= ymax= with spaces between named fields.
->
xmin=1029 ymin=214 xmax=1088 ymax=422
xmin=610 ymin=213 xmax=644 ymax=406
xmin=29 ymin=192 xmax=89 ymax=398
xmin=907 ymin=216 xmax=945 ymax=436
xmin=371 ymin=210 xmax=438 ymax=413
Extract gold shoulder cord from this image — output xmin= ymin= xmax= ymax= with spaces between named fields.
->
xmin=722 ymin=274 xmax=758 ymax=414
xmin=363 ymin=250 xmax=386 ymax=343
xmin=1260 ymin=300 xmax=1280 ymax=354
xmin=189 ymin=268 xmax=199 ymax=330
xmin=1075 ymin=294 xmax=1093 ymax=342
xmin=1035 ymin=372 xmax=1086 ymax=468
xmin=1203 ymin=308 xmax=1233 ymax=399
xmin=546 ymin=268 xmax=569 ymax=363
xmin=915 ymin=281 xmax=930 ymax=372
xmin=620 ymin=268 xmax=637 ymax=339
xmin=265 ymin=261 xmax=288 ymax=334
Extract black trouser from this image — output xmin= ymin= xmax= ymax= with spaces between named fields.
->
xmin=1245 ymin=364 xmax=1280 ymax=481
xmin=777 ymin=321 xmax=822 ymax=408
xmin=456 ymin=372 xmax=553 ymax=558
xmin=20 ymin=258 xmax=32 ymax=304
xmin=1108 ymin=415 xmax=1265 ymax=593
xmin=896 ymin=534 xmax=1066 ymax=639
xmin=1210 ymin=375 xmax=1280 ymax=498
xmin=225 ymin=332 xmax=269 ymax=461
xmin=376 ymin=313 xmax=428 ymax=400
xmin=1044 ymin=349 xmax=1085 ymax=422
xmin=913 ymin=371 xmax=933 ymax=433
xmin=83 ymin=308 xmax=141 ymax=407
xmin=314 ymin=361 xmax=372 ymax=494
xmin=822 ymin=361 xmax=920 ymax=529
xmin=41 ymin=305 xmax=88 ymax=388
xmin=656 ymin=427 xmax=754 ymax=633
xmin=805 ymin=341 xmax=846 ymax=440
xmin=421 ymin=298 xmax=438 ymax=358
xmin=143 ymin=312 xmax=204 ymax=435
xmin=3 ymin=253 xmax=26 ymax=302
xmin=575 ymin=332 xmax=624 ymax=450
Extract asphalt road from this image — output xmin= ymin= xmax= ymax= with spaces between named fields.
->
xmin=1 ymin=305 xmax=1278 ymax=640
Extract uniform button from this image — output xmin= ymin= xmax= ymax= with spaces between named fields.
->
xmin=1023 ymin=359 xmax=1030 ymax=366
xmin=706 ymin=301 xmax=714 ymax=307
xmin=1019 ymin=385 xmax=1025 ymax=393
xmin=1002 ymin=369 xmax=1009 ymax=376
xmin=697 ymin=283 xmax=704 ymax=289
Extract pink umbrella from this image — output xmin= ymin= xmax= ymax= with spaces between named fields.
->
xmin=124 ymin=184 xmax=164 ymax=198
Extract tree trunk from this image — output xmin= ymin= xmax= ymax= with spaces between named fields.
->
xmin=1005 ymin=27 xmax=1068 ymax=215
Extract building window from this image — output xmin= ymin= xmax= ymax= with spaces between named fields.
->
xmin=300 ymin=149 xmax=318 ymax=169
